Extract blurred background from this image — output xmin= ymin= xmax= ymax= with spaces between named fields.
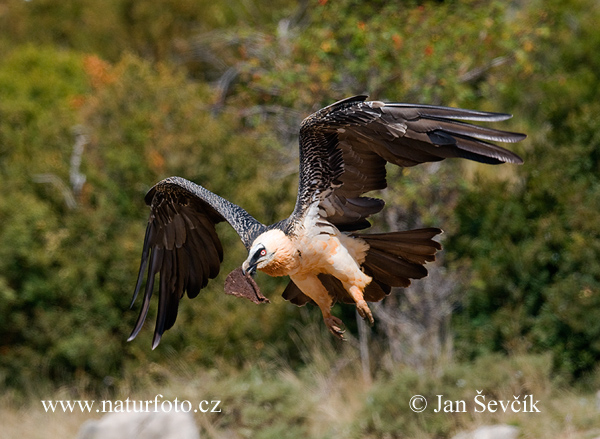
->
xmin=1 ymin=0 xmax=599 ymax=437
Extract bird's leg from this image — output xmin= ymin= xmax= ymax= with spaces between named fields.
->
xmin=323 ymin=314 xmax=346 ymax=339
xmin=347 ymin=285 xmax=374 ymax=326
xmin=290 ymin=274 xmax=346 ymax=339
xmin=322 ymin=238 xmax=374 ymax=326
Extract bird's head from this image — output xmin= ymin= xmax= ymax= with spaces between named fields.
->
xmin=242 ymin=229 xmax=298 ymax=277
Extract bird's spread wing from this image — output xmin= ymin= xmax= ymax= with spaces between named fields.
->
xmin=128 ymin=176 xmax=267 ymax=349
xmin=289 ymin=95 xmax=525 ymax=231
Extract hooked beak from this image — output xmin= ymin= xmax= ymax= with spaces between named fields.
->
xmin=241 ymin=259 xmax=257 ymax=277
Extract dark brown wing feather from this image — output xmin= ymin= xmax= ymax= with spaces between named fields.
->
xmin=290 ymin=96 xmax=525 ymax=231
xmin=129 ymin=176 xmax=266 ymax=349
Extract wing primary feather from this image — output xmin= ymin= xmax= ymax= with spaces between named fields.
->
xmin=184 ymin=227 xmax=208 ymax=285
xmin=152 ymin=251 xmax=172 ymax=349
xmin=130 ymin=222 xmax=154 ymax=308
xmin=452 ymin=134 xmax=524 ymax=164
xmin=385 ymin=103 xmax=515 ymax=122
xmin=183 ymin=229 xmax=204 ymax=298
xmin=410 ymin=117 xmax=526 ymax=143
xmin=128 ymin=246 xmax=163 ymax=342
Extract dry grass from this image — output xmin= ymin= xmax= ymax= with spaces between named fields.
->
xmin=1 ymin=387 xmax=98 ymax=439
xmin=2 ymin=334 xmax=600 ymax=439
xmin=2 ymin=405 xmax=89 ymax=439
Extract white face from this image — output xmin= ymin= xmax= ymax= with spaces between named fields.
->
xmin=242 ymin=230 xmax=281 ymax=275
xmin=242 ymin=229 xmax=298 ymax=277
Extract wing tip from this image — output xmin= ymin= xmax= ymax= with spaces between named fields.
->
xmin=385 ymin=102 xmax=519 ymax=122
xmin=151 ymin=333 xmax=162 ymax=350
xmin=495 ymin=149 xmax=525 ymax=165
xmin=127 ymin=322 xmax=143 ymax=343
xmin=510 ymin=154 xmax=525 ymax=165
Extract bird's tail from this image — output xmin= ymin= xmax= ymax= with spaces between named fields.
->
xmin=353 ymin=227 xmax=443 ymax=302
xmin=281 ymin=227 xmax=442 ymax=306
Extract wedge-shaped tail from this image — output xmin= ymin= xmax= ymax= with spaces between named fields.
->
xmin=282 ymin=228 xmax=442 ymax=305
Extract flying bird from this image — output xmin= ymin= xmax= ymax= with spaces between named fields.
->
xmin=128 ymin=95 xmax=525 ymax=348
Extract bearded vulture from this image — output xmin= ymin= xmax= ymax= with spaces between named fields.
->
xmin=128 ymin=95 xmax=525 ymax=348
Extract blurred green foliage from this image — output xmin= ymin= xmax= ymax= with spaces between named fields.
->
xmin=0 ymin=0 xmax=599 ymax=396
xmin=356 ymin=353 xmax=555 ymax=438
xmin=448 ymin=0 xmax=600 ymax=377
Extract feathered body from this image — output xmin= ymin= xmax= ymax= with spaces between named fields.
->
xmin=129 ymin=96 xmax=525 ymax=348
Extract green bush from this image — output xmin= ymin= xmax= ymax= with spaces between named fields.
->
xmin=2 ymin=0 xmax=600 ymax=395
xmin=448 ymin=0 xmax=600 ymax=377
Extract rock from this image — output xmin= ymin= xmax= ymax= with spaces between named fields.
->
xmin=451 ymin=424 xmax=519 ymax=439
xmin=76 ymin=410 xmax=200 ymax=439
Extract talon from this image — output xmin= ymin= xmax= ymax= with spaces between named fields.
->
xmin=356 ymin=300 xmax=374 ymax=326
xmin=324 ymin=316 xmax=346 ymax=340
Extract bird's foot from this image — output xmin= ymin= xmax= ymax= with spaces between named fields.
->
xmin=356 ymin=300 xmax=374 ymax=326
xmin=324 ymin=316 xmax=346 ymax=340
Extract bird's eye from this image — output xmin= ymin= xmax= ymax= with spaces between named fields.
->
xmin=260 ymin=248 xmax=267 ymax=257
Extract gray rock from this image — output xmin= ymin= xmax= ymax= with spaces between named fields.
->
xmin=451 ymin=424 xmax=519 ymax=439
xmin=76 ymin=410 xmax=200 ymax=439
